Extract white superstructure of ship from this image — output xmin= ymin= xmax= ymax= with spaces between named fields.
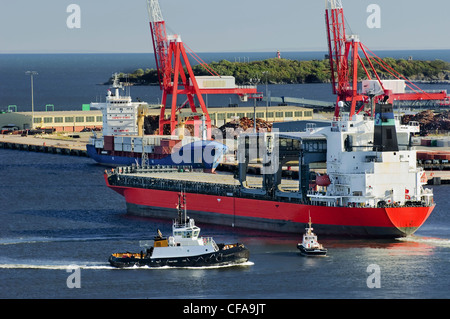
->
xmin=87 ymin=74 xmax=226 ymax=169
xmin=307 ymin=105 xmax=434 ymax=210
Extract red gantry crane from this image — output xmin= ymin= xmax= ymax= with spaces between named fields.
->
xmin=146 ymin=0 xmax=259 ymax=137
xmin=325 ymin=0 xmax=449 ymax=119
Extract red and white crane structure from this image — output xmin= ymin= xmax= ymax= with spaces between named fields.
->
xmin=146 ymin=0 xmax=258 ymax=137
xmin=325 ymin=0 xmax=448 ymax=119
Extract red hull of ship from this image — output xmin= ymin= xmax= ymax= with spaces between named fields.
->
xmin=105 ymin=175 xmax=434 ymax=238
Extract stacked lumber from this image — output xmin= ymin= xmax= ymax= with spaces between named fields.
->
xmin=402 ymin=110 xmax=450 ymax=134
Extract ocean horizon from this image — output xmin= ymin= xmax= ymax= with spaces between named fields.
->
xmin=1 ymin=49 xmax=449 ymax=112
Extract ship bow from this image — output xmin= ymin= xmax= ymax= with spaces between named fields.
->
xmin=385 ymin=205 xmax=435 ymax=236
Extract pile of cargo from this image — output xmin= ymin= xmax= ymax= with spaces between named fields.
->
xmin=144 ymin=114 xmax=273 ymax=138
xmin=218 ymin=117 xmax=272 ymax=139
xmin=402 ymin=110 xmax=450 ymax=134
xmin=144 ymin=115 xmax=207 ymax=136
xmin=144 ymin=115 xmax=160 ymax=135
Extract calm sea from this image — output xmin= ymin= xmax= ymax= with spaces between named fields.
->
xmin=1 ymin=50 xmax=449 ymax=112
xmin=0 ymin=51 xmax=449 ymax=304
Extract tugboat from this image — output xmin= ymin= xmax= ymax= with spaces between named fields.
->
xmin=297 ymin=216 xmax=327 ymax=256
xmin=108 ymin=193 xmax=250 ymax=268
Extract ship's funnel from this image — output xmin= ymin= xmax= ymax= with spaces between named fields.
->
xmin=373 ymin=103 xmax=398 ymax=152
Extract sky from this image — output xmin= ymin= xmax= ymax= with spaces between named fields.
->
xmin=0 ymin=0 xmax=449 ymax=54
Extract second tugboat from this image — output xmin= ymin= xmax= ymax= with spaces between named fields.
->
xmin=109 ymin=192 xmax=250 ymax=268
xmin=297 ymin=216 xmax=327 ymax=256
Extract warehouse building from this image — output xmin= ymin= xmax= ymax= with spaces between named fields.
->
xmin=0 ymin=105 xmax=313 ymax=132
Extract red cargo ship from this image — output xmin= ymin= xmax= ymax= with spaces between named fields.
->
xmin=105 ymin=180 xmax=434 ymax=237
xmin=104 ymin=103 xmax=435 ymax=238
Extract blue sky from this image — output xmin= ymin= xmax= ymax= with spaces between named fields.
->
xmin=0 ymin=0 xmax=449 ymax=53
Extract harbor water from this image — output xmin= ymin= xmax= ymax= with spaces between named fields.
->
xmin=0 ymin=149 xmax=449 ymax=299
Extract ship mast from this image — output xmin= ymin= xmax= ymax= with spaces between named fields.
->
xmin=176 ymin=191 xmax=187 ymax=225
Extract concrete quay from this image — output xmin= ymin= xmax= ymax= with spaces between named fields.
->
xmin=0 ymin=134 xmax=89 ymax=156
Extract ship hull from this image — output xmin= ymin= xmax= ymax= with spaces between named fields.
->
xmin=109 ymin=245 xmax=250 ymax=268
xmin=106 ymin=176 xmax=434 ymax=238
xmin=297 ymin=244 xmax=327 ymax=256
xmin=87 ymin=144 xmax=180 ymax=167
xmin=87 ymin=141 xmax=224 ymax=170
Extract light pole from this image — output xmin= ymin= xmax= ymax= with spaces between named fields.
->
xmin=262 ymin=71 xmax=269 ymax=121
xmin=250 ymin=77 xmax=259 ymax=133
xmin=26 ymin=71 xmax=38 ymax=129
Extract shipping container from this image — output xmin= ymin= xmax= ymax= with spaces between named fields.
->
xmin=436 ymin=139 xmax=450 ymax=147
xmin=123 ymin=136 xmax=133 ymax=144
xmin=416 ymin=151 xmax=428 ymax=160
xmin=94 ymin=140 xmax=104 ymax=148
xmin=362 ymin=79 xmax=405 ymax=94
xmin=134 ymin=139 xmax=142 ymax=146
xmin=123 ymin=144 xmax=133 ymax=152
xmin=144 ymin=145 xmax=154 ymax=153
xmin=191 ymin=76 xmax=236 ymax=89
xmin=114 ymin=143 xmax=123 ymax=151
xmin=103 ymin=136 xmax=114 ymax=151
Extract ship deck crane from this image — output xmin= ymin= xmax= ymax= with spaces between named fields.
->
xmin=325 ymin=0 xmax=449 ymax=119
xmin=146 ymin=0 xmax=259 ymax=137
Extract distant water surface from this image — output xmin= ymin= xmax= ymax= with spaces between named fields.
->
xmin=0 ymin=50 xmax=449 ymax=112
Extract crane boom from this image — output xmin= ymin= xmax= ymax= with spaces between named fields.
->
xmin=325 ymin=0 xmax=347 ymax=98
xmin=147 ymin=0 xmax=169 ymax=90
xmin=145 ymin=0 xmax=258 ymax=137
xmin=147 ymin=0 xmax=164 ymax=23
xmin=325 ymin=0 xmax=449 ymax=119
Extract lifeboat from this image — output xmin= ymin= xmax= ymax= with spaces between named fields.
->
xmin=316 ymin=174 xmax=331 ymax=187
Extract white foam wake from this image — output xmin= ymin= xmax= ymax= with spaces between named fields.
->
xmin=0 ymin=263 xmax=114 ymax=270
xmin=396 ymin=235 xmax=450 ymax=248
xmin=0 ymin=236 xmax=127 ymax=246
xmin=0 ymin=261 xmax=254 ymax=270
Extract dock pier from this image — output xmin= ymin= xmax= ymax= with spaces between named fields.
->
xmin=0 ymin=135 xmax=88 ymax=157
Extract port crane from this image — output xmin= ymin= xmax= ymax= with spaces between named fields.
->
xmin=146 ymin=0 xmax=258 ymax=137
xmin=325 ymin=0 xmax=449 ymax=118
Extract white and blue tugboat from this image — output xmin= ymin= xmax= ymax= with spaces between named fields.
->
xmin=109 ymin=193 xmax=250 ymax=268
xmin=297 ymin=217 xmax=327 ymax=256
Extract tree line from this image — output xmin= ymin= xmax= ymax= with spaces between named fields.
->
xmin=109 ymin=57 xmax=450 ymax=85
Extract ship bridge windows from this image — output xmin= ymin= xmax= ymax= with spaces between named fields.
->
xmin=174 ymin=229 xmax=199 ymax=239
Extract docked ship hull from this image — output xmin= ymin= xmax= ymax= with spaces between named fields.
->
xmin=106 ymin=177 xmax=434 ymax=238
xmin=87 ymin=140 xmax=226 ymax=170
